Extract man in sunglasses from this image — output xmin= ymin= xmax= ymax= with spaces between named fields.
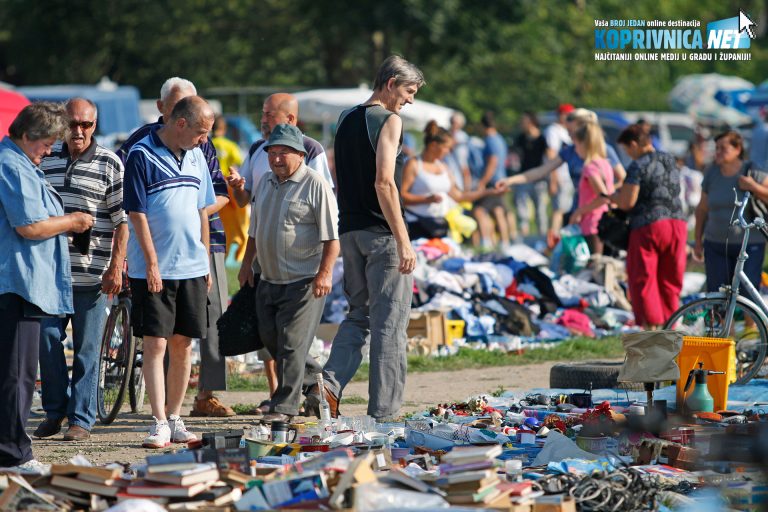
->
xmin=35 ymin=98 xmax=128 ymax=441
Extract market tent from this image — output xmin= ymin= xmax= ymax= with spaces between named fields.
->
xmin=0 ymin=87 xmax=30 ymax=137
xmin=668 ymin=73 xmax=753 ymax=126
xmin=294 ymin=86 xmax=455 ymax=136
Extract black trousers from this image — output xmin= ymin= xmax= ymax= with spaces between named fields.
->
xmin=0 ymin=293 xmax=41 ymax=467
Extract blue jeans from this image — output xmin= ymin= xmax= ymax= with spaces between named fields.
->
xmin=39 ymin=288 xmax=108 ymax=430
xmin=703 ymin=241 xmax=765 ymax=293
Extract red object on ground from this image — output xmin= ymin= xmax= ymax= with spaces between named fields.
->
xmin=0 ymin=88 xmax=30 ymax=137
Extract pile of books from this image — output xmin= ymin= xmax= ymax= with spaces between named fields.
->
xmin=437 ymin=444 xmax=527 ymax=507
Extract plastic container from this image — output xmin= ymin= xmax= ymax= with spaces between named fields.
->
xmin=445 ymin=320 xmax=465 ymax=346
xmin=676 ymin=336 xmax=735 ymax=412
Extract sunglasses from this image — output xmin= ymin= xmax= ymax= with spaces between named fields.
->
xmin=69 ymin=120 xmax=95 ymax=130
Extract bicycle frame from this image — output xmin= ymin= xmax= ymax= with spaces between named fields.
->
xmin=717 ymin=192 xmax=768 ymax=336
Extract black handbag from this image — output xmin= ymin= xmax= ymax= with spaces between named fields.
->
xmin=217 ymin=280 xmax=263 ymax=356
xmin=597 ymin=208 xmax=630 ymax=251
xmin=406 ymin=209 xmax=449 ymax=238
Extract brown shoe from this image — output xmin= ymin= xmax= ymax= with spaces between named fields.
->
xmin=304 ymin=384 xmax=339 ymax=419
xmin=63 ymin=425 xmax=90 ymax=441
xmin=33 ymin=417 xmax=65 ymax=439
xmin=191 ymin=396 xmax=236 ymax=417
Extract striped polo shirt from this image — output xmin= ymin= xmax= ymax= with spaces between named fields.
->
xmin=117 ymin=118 xmax=228 ymax=253
xmin=40 ymin=141 xmax=126 ymax=291
xmin=123 ymin=127 xmax=215 ymax=280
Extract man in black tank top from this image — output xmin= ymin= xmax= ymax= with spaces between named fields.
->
xmin=307 ymin=56 xmax=425 ymax=421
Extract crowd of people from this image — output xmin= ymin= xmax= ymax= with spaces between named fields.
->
xmin=1 ymin=53 xmax=766 ymax=470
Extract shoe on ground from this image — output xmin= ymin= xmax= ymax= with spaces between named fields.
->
xmin=6 ymin=459 xmax=51 ymax=475
xmin=63 ymin=425 xmax=90 ymax=441
xmin=142 ymin=417 xmax=171 ymax=449
xmin=261 ymin=412 xmax=293 ymax=423
xmin=191 ymin=396 xmax=236 ymax=417
xmin=32 ymin=417 xmax=65 ymax=438
xmin=169 ymin=414 xmax=197 ymax=443
xmin=304 ymin=384 xmax=339 ymax=418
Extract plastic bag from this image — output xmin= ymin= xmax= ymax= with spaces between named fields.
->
xmin=559 ymin=225 xmax=590 ymax=274
xmin=617 ymin=330 xmax=682 ymax=383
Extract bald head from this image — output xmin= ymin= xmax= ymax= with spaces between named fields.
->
xmin=261 ymin=93 xmax=299 ymax=137
xmin=166 ymin=96 xmax=214 ymax=152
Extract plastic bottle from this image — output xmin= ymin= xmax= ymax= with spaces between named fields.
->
xmin=316 ymin=373 xmax=332 ymax=433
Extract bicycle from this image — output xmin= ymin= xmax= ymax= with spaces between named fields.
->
xmin=664 ymin=191 xmax=768 ymax=385
xmin=96 ymin=276 xmax=146 ymax=424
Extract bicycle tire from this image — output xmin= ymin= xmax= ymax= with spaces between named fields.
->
xmin=129 ymin=339 xmax=146 ymax=413
xmin=97 ymin=298 xmax=135 ymax=424
xmin=665 ymin=296 xmax=768 ymax=385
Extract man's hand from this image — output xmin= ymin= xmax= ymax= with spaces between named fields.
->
xmin=693 ymin=240 xmax=704 ymax=263
xmin=225 ymin=168 xmax=246 ymax=191
xmin=101 ymin=265 xmax=123 ymax=295
xmin=69 ymin=212 xmax=94 ymax=233
xmin=147 ymin=264 xmax=163 ymax=293
xmin=238 ymin=261 xmax=254 ymax=287
xmin=397 ymin=240 xmax=417 ymax=274
xmin=312 ymin=270 xmax=332 ymax=298
xmin=206 ymin=273 xmax=212 ymax=292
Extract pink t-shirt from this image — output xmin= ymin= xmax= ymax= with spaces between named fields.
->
xmin=578 ymin=157 xmax=615 ymax=236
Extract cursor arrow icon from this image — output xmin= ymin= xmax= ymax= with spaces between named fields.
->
xmin=739 ymin=9 xmax=756 ymax=38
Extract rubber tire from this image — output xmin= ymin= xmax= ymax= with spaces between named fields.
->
xmin=549 ymin=361 xmax=645 ymax=391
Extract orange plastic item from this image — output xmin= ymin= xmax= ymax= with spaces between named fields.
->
xmin=676 ymin=336 xmax=735 ymax=412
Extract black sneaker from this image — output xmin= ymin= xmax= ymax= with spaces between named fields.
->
xmin=32 ymin=417 xmax=65 ymax=438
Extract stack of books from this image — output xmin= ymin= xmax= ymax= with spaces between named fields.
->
xmin=43 ymin=464 xmax=129 ymax=506
xmin=437 ymin=444 xmax=505 ymax=505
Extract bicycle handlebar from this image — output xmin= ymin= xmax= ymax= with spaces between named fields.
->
xmin=736 ymin=191 xmax=752 ymax=229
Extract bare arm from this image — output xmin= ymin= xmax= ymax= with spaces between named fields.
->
xmin=693 ymin=192 xmax=709 ymax=261
xmin=498 ymin=157 xmax=562 ymax=187
xmin=612 ymin=183 xmax=640 ymax=211
xmin=128 ymin=212 xmax=162 ymax=293
xmin=102 ymin=223 xmax=129 ymax=295
xmin=571 ymin=174 xmax=610 ymax=222
xmin=238 ymin=236 xmax=257 ymax=287
xmin=613 ymin=162 xmax=626 ymax=187
xmin=206 ymin=195 xmax=229 ymax=216
xmin=225 ymin=168 xmax=251 ymax=208
xmin=313 ymin=239 xmax=340 ymax=298
xmin=477 ymin=154 xmax=497 ymax=190
xmin=15 ymin=212 xmax=92 ymax=240
xmin=375 ymin=115 xmax=416 ymax=274
xmin=200 ymin=208 xmax=211 ymax=291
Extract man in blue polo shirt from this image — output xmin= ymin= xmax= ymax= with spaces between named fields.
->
xmin=123 ymin=96 xmax=216 ymax=449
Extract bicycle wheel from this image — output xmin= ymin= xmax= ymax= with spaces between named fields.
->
xmin=129 ymin=339 xmax=146 ymax=413
xmin=97 ymin=298 xmax=135 ymax=424
xmin=665 ymin=296 xmax=768 ymax=385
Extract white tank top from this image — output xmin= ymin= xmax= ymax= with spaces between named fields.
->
xmin=407 ymin=157 xmax=453 ymax=219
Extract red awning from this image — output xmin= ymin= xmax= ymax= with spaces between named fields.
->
xmin=0 ymin=88 xmax=30 ymax=137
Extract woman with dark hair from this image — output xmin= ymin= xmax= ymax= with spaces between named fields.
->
xmin=0 ymin=102 xmax=93 ymax=470
xmin=401 ymin=120 xmax=503 ymax=239
xmin=613 ymin=123 xmax=687 ymax=329
xmin=694 ymin=130 xmax=768 ymax=292
xmin=514 ymin=111 xmax=549 ymax=237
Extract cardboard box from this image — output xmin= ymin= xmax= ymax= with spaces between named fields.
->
xmin=533 ymin=496 xmax=576 ymax=512
xmin=407 ymin=311 xmax=448 ymax=354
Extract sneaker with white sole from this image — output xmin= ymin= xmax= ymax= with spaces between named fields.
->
xmin=7 ymin=459 xmax=51 ymax=474
xmin=169 ymin=414 xmax=197 ymax=443
xmin=143 ymin=417 xmax=171 ymax=449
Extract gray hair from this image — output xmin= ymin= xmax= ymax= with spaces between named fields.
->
xmin=372 ymin=55 xmax=425 ymax=91
xmin=450 ymin=111 xmax=466 ymax=128
xmin=160 ymin=77 xmax=197 ymax=102
xmin=169 ymin=96 xmax=213 ymax=126
xmin=8 ymin=101 xmax=67 ymax=141
xmin=65 ymin=97 xmax=98 ymax=120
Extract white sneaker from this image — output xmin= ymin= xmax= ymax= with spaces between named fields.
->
xmin=143 ymin=417 xmax=171 ymax=449
xmin=168 ymin=414 xmax=197 ymax=443
xmin=6 ymin=459 xmax=51 ymax=474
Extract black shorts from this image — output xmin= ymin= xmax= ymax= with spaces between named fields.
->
xmin=474 ymin=194 xmax=506 ymax=211
xmin=131 ymin=277 xmax=209 ymax=339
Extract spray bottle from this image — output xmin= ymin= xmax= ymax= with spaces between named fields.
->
xmin=683 ymin=362 xmax=724 ymax=414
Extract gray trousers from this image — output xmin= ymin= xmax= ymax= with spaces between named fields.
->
xmin=199 ymin=252 xmax=228 ymax=391
xmin=256 ymin=278 xmax=325 ymax=416
xmin=323 ymin=230 xmax=412 ymax=418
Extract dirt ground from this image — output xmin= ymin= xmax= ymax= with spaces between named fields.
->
xmin=30 ymin=362 xmax=559 ymax=466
